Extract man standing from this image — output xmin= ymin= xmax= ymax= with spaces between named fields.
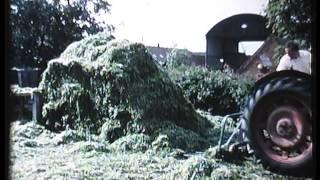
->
xmin=276 ymin=41 xmax=311 ymax=74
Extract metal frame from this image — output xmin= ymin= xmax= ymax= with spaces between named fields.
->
xmin=218 ymin=112 xmax=246 ymax=151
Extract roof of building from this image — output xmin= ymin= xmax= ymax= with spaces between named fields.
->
xmin=146 ymin=45 xmax=206 ymax=67
xmin=191 ymin=52 xmax=206 ymax=56
xmin=206 ymin=13 xmax=271 ymax=41
xmin=146 ymin=46 xmax=173 ymax=62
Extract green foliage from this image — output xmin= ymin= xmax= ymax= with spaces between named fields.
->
xmin=166 ymin=48 xmax=192 ymax=68
xmin=10 ymin=0 xmax=114 ymax=68
xmin=166 ymin=65 xmax=254 ymax=115
xmin=264 ymin=0 xmax=311 ymax=48
xmin=163 ymin=48 xmax=254 ymax=115
xmin=271 ymin=45 xmax=286 ymax=70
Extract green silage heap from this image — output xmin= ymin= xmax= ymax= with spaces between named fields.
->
xmin=39 ymin=33 xmax=213 ymax=151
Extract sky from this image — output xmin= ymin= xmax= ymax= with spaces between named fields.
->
xmin=106 ymin=0 xmax=267 ymax=53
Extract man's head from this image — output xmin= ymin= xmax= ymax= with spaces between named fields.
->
xmin=285 ymin=41 xmax=300 ymax=59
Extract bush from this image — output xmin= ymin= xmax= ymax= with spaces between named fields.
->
xmin=165 ymin=65 xmax=254 ymax=115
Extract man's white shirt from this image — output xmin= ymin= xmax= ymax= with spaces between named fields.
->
xmin=276 ymin=50 xmax=311 ymax=74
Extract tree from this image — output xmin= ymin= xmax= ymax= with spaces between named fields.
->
xmin=264 ymin=0 xmax=311 ymax=48
xmin=166 ymin=48 xmax=192 ymax=68
xmin=10 ymin=0 xmax=114 ymax=69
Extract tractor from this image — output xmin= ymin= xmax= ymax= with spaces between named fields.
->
xmin=217 ymin=70 xmax=312 ymax=177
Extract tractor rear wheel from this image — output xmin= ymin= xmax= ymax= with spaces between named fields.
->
xmin=243 ymin=76 xmax=312 ymax=177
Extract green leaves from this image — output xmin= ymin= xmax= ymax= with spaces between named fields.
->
xmin=166 ymin=65 xmax=254 ymax=115
xmin=166 ymin=48 xmax=192 ymax=69
xmin=10 ymin=0 xmax=114 ymax=69
xmin=264 ymin=0 xmax=311 ymax=48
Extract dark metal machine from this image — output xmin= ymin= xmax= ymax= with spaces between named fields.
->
xmin=218 ymin=70 xmax=312 ymax=177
